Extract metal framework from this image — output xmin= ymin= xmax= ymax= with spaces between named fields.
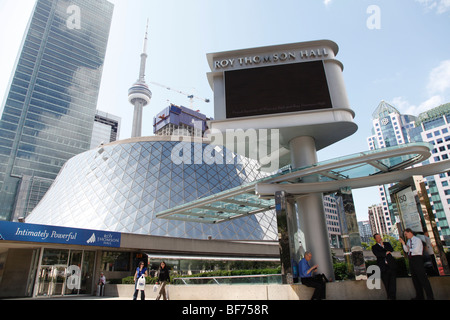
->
xmin=156 ymin=142 xmax=450 ymax=224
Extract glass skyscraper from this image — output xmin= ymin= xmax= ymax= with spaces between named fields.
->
xmin=0 ymin=0 xmax=114 ymax=221
xmin=409 ymin=103 xmax=450 ymax=244
xmin=367 ymin=101 xmax=450 ymax=244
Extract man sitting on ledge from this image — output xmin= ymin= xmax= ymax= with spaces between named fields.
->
xmin=298 ymin=251 xmax=328 ymax=300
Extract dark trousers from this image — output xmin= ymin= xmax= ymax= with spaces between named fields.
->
xmin=301 ymin=275 xmax=327 ymax=300
xmin=409 ymin=255 xmax=434 ymax=300
xmin=381 ymin=268 xmax=397 ymax=300
xmin=133 ymin=283 xmax=145 ymax=300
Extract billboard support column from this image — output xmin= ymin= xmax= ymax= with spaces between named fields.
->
xmin=290 ymin=136 xmax=335 ymax=281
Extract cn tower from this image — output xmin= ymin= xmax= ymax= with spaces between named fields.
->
xmin=128 ymin=21 xmax=152 ymax=138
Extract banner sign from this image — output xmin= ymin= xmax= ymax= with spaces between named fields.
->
xmin=0 ymin=221 xmax=121 ymax=248
xmin=396 ymin=187 xmax=423 ymax=233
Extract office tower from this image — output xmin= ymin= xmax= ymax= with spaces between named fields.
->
xmin=367 ymin=101 xmax=450 ymax=243
xmin=410 ymin=103 xmax=450 ymax=244
xmin=323 ymin=195 xmax=342 ymax=248
xmin=366 ymin=101 xmax=417 ymax=234
xmin=0 ymin=0 xmax=114 ymax=221
xmin=358 ymin=220 xmax=372 ymax=244
xmin=154 ymin=104 xmax=208 ymax=137
xmin=128 ymin=23 xmax=152 ymax=138
xmin=368 ymin=204 xmax=388 ymax=236
xmin=367 ymin=101 xmax=417 ymax=150
xmin=90 ymin=110 xmax=121 ymax=149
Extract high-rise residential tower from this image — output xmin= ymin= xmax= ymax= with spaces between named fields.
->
xmin=128 ymin=22 xmax=152 ymax=138
xmin=0 ymin=0 xmax=114 ymax=221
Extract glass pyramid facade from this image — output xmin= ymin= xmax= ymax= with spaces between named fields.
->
xmin=26 ymin=137 xmax=278 ymax=241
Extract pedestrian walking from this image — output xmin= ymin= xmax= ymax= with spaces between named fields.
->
xmin=133 ymin=261 xmax=148 ymax=300
xmin=156 ymin=261 xmax=170 ymax=300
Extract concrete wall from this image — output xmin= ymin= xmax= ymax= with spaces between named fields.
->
xmin=0 ymin=249 xmax=35 ymax=298
xmin=104 ymin=284 xmax=161 ymax=300
xmin=105 ymin=277 xmax=450 ymax=300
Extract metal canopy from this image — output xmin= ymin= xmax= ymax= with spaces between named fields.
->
xmin=155 ymin=181 xmax=276 ymax=224
xmin=156 ymin=142 xmax=438 ymax=224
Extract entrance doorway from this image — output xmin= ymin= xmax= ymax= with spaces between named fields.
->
xmin=37 ymin=265 xmax=67 ymax=297
xmin=35 ymin=249 xmax=96 ymax=297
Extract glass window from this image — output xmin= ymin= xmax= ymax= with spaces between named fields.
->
xmin=41 ymin=249 xmax=69 ymax=266
xmin=101 ymin=252 xmax=131 ymax=272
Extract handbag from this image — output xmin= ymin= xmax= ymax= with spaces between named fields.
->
xmin=137 ymin=275 xmax=146 ymax=291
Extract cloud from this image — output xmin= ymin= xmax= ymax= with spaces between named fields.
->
xmin=392 ymin=60 xmax=450 ymax=115
xmin=392 ymin=95 xmax=444 ymax=116
xmin=416 ymin=0 xmax=450 ymax=14
xmin=427 ymin=60 xmax=450 ymax=94
xmin=323 ymin=0 xmax=333 ymax=6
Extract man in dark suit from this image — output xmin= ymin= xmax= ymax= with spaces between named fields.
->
xmin=371 ymin=233 xmax=397 ymax=300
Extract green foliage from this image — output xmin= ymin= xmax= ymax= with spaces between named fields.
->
xmin=362 ymin=234 xmax=403 ymax=252
xmin=179 ymin=267 xmax=282 ymax=279
xmin=334 ymin=262 xmax=353 ymax=281
xmin=116 ymin=256 xmax=412 ymax=284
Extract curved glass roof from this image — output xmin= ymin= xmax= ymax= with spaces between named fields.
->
xmin=156 ymin=142 xmax=433 ymax=224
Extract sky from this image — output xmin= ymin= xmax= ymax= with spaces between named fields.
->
xmin=0 ymin=0 xmax=449 ymax=221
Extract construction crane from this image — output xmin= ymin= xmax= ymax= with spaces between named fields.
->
xmin=149 ymin=81 xmax=210 ymax=108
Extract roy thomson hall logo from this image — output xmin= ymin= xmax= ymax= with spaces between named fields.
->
xmin=86 ymin=232 xmax=120 ymax=247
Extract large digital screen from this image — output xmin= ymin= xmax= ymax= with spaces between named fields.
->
xmin=224 ymin=61 xmax=332 ymax=119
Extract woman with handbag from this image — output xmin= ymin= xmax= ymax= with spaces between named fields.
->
xmin=133 ymin=261 xmax=148 ymax=300
xmin=156 ymin=261 xmax=170 ymax=300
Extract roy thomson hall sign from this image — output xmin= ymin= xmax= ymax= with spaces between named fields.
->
xmin=213 ymin=48 xmax=330 ymax=70
xmin=0 ymin=221 xmax=121 ymax=248
xmin=207 ymin=42 xmax=342 ymax=120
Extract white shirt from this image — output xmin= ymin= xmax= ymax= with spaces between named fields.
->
xmin=403 ymin=236 xmax=423 ymax=256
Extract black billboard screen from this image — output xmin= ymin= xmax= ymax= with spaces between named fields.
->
xmin=224 ymin=61 xmax=332 ymax=119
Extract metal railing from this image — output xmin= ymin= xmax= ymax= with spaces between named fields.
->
xmin=172 ymin=274 xmax=281 ymax=285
